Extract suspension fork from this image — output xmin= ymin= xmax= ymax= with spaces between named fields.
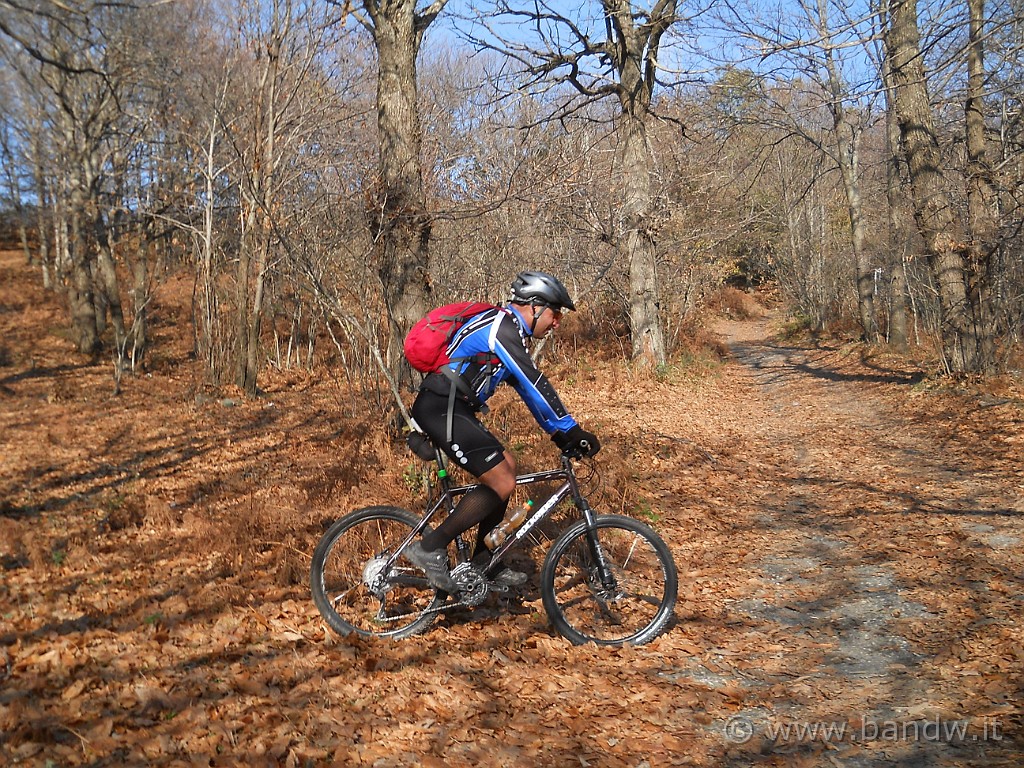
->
xmin=568 ymin=460 xmax=619 ymax=591
xmin=579 ymin=506 xmax=618 ymax=589
xmin=562 ymin=457 xmax=617 ymax=589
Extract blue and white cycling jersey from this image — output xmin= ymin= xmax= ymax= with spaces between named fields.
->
xmin=442 ymin=305 xmax=577 ymax=435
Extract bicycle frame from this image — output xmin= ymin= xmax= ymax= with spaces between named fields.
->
xmin=311 ymin=438 xmax=678 ymax=643
xmin=395 ymin=449 xmax=600 ymax=577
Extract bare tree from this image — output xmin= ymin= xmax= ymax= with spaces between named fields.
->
xmin=1 ymin=0 xmax=159 ymax=362
xmin=339 ymin=0 xmax=450 ymax=385
xmin=716 ymin=0 xmax=886 ymax=341
xmin=210 ymin=0 xmax=339 ymax=395
xmin=880 ymin=39 xmax=911 ymax=351
xmin=150 ymin=27 xmax=239 ymax=381
xmin=31 ymin=14 xmax=115 ymax=354
xmin=460 ymin=0 xmax=683 ymax=366
xmin=885 ymin=0 xmax=985 ymax=373
xmin=964 ymin=0 xmax=999 ymax=368
xmin=0 ymin=79 xmax=33 ymax=265
xmin=418 ymin=59 xmax=614 ymax=298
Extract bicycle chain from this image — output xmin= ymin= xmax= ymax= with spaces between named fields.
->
xmin=373 ymin=579 xmax=511 ymax=624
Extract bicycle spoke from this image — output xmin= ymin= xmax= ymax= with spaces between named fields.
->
xmin=541 ymin=515 xmax=677 ymax=646
xmin=330 ymin=587 xmax=358 ymax=608
xmin=596 ymin=604 xmax=625 ymax=626
xmin=552 ymin=571 xmax=590 ymax=593
xmin=311 ymin=507 xmax=443 ymax=639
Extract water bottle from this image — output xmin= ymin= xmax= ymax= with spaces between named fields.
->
xmin=485 ymin=499 xmax=534 ymax=549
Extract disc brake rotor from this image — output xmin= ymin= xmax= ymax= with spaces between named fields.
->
xmin=362 ymin=555 xmax=392 ymax=597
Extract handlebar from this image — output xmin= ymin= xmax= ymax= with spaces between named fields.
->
xmin=560 ymin=439 xmax=593 ymax=460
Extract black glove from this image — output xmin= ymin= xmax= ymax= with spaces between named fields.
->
xmin=553 ymin=425 xmax=601 ymax=458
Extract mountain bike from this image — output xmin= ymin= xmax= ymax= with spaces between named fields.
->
xmin=310 ymin=435 xmax=678 ymax=646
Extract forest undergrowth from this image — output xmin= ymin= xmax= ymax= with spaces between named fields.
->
xmin=2 ymin=250 xmax=1024 ymax=767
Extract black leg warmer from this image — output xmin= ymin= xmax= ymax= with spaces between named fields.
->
xmin=422 ymin=485 xmax=507 ymax=552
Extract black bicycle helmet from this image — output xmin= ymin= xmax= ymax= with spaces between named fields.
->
xmin=509 ymin=271 xmax=576 ymax=311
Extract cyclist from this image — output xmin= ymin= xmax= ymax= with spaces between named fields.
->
xmin=406 ymin=270 xmax=601 ymax=592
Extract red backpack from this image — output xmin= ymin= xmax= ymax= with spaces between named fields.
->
xmin=403 ymin=301 xmax=499 ymax=373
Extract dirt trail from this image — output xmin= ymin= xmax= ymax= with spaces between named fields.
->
xmin=681 ymin=313 xmax=1024 ymax=765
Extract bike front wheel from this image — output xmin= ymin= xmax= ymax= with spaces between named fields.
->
xmin=310 ymin=505 xmax=442 ymax=640
xmin=541 ymin=514 xmax=677 ymax=646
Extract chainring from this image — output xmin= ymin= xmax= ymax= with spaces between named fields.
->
xmin=450 ymin=562 xmax=489 ymax=606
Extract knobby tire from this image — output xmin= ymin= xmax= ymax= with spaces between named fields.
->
xmin=541 ymin=514 xmax=677 ymax=646
xmin=310 ymin=506 xmax=443 ymax=640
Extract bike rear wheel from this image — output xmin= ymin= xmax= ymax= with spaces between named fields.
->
xmin=541 ymin=514 xmax=677 ymax=646
xmin=310 ymin=506 xmax=442 ymax=639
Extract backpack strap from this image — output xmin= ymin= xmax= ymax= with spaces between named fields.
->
xmin=444 ymin=370 xmax=458 ymax=445
xmin=438 ymin=367 xmax=490 ymax=444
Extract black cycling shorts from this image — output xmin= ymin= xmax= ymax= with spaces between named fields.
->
xmin=411 ymin=389 xmax=506 ymax=477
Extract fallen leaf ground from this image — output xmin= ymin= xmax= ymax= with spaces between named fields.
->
xmin=2 ymin=249 xmax=1023 ymax=767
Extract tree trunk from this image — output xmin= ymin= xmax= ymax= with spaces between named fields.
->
xmin=833 ymin=122 xmax=876 ymax=341
xmin=67 ymin=182 xmax=100 ymax=355
xmin=616 ymin=111 xmax=665 ymax=366
xmin=965 ymin=0 xmax=998 ymax=372
xmin=823 ymin=29 xmax=877 ymax=343
xmin=131 ymin=255 xmax=148 ymax=369
xmin=234 ymin=196 xmax=260 ymax=397
xmin=17 ymin=213 xmax=32 ymax=266
xmin=370 ymin=5 xmax=433 ymax=385
xmin=244 ymin=236 xmax=270 ymax=395
xmin=128 ymin=223 xmax=149 ymax=371
xmin=92 ymin=208 xmax=127 ymax=349
xmin=605 ymin=0 xmax=670 ymax=367
xmin=881 ymin=36 xmax=909 ymax=352
xmin=31 ymin=133 xmax=51 ymax=287
xmin=885 ymin=0 xmax=978 ymax=373
xmin=235 ymin=27 xmax=283 ymax=398
xmin=889 ymin=258 xmax=910 ymax=350
xmin=199 ymin=117 xmax=219 ymax=375
xmin=52 ymin=195 xmax=68 ymax=289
